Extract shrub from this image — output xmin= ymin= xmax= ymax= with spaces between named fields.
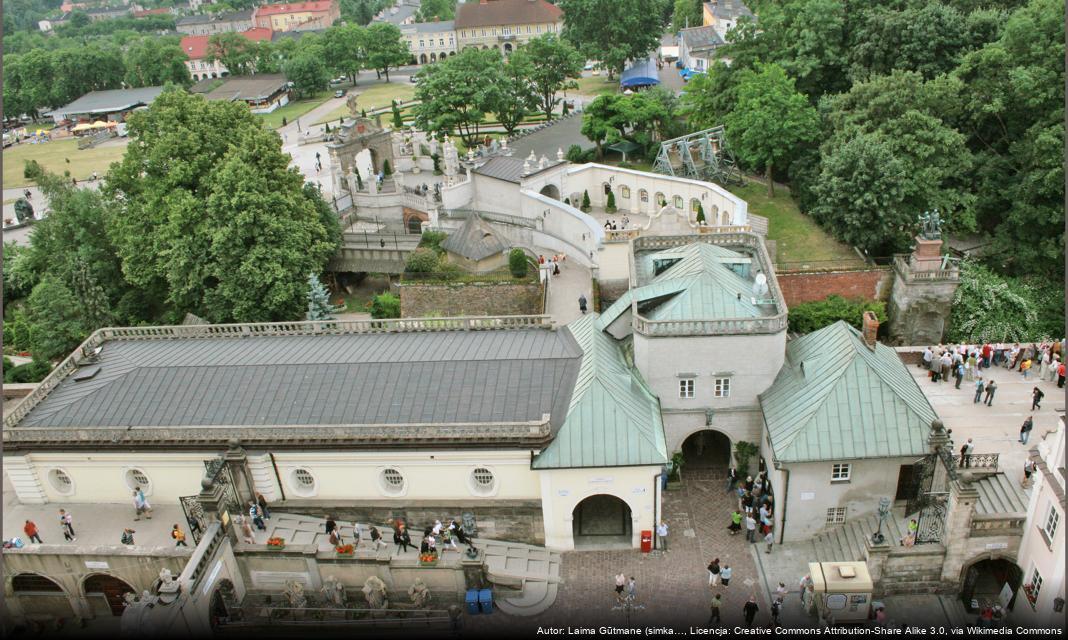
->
xmin=370 ymin=292 xmax=401 ymax=319
xmin=581 ymin=189 xmax=591 ymax=212
xmin=787 ymin=295 xmax=887 ymax=334
xmin=382 ymin=159 xmax=393 ymax=176
xmin=4 ymin=359 xmax=53 ymax=384
xmin=948 ymin=260 xmax=1063 ymax=342
xmin=696 ymin=203 xmax=705 ymax=224
xmin=606 ymin=191 xmax=617 ymax=213
xmin=418 ymin=230 xmax=448 ymax=255
xmin=566 ymin=144 xmax=584 ymax=162
xmin=405 ymin=247 xmax=440 ymax=273
xmin=734 ymin=441 xmax=759 ymax=475
xmin=508 ymin=249 xmax=529 ymax=278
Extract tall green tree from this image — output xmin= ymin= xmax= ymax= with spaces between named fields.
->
xmin=512 ymin=33 xmax=583 ymax=121
xmin=412 ymin=48 xmax=502 ymax=146
xmin=671 ymin=0 xmax=701 ymax=31
xmin=416 ymin=0 xmax=455 ymax=21
xmin=104 ymin=89 xmax=340 ymax=323
xmin=493 ymin=54 xmax=538 ymax=135
xmin=284 ymin=52 xmax=330 ymax=98
xmin=124 ymin=39 xmax=192 ymax=87
xmin=208 ymin=32 xmax=257 ymax=75
xmin=25 ymin=276 xmax=90 ymax=362
xmin=558 ymin=0 xmax=665 ymax=78
xmin=850 ymin=3 xmax=971 ymax=81
xmin=322 ymin=23 xmax=365 ymax=83
xmin=363 ymin=22 xmax=409 ymax=81
xmin=724 ymin=63 xmax=819 ymax=196
xmin=679 ymin=61 xmax=741 ymax=130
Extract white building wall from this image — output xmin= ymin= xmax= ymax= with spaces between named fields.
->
xmin=14 ymin=452 xmax=213 ymax=504
xmin=1013 ymin=420 xmax=1065 ymax=627
xmin=538 ymin=465 xmax=661 ymax=550
xmin=775 ymin=457 xmax=913 ymax=542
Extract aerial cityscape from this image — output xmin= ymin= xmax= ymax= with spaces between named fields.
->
xmin=1 ymin=0 xmax=1064 ymax=637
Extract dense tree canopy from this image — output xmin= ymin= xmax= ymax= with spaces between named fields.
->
xmin=511 ymin=34 xmax=584 ymax=121
xmin=124 ymin=38 xmax=192 ymax=87
xmin=558 ymin=0 xmax=665 ymax=77
xmin=363 ymin=22 xmax=410 ymax=81
xmin=104 ymin=89 xmax=340 ymax=323
xmin=412 ymin=48 xmax=503 ymax=145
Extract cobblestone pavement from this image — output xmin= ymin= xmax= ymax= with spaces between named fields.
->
xmin=469 ymin=468 xmax=769 ymax=633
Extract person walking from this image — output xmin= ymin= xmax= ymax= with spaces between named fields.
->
xmin=1023 ymin=460 xmax=1036 ymax=487
xmin=1019 ymin=416 xmax=1034 ymax=445
xmin=656 ymin=520 xmax=669 ymax=552
xmin=984 ymin=380 xmax=998 ymax=406
xmin=960 ymin=439 xmax=974 ymax=468
xmin=954 ymin=361 xmax=964 ymax=389
xmin=627 ymin=577 xmax=637 ymax=599
xmin=615 ymin=572 xmax=626 ymax=598
xmin=726 ymin=466 xmax=738 ymax=492
xmin=24 ymin=520 xmax=42 ymax=544
xmin=771 ymin=598 xmax=783 ymax=626
xmin=973 ymin=376 xmax=985 ymax=404
xmin=1032 ymin=387 xmax=1045 ymax=411
xmin=370 ymin=526 xmax=388 ymax=551
xmin=743 ymin=597 xmax=759 ymax=627
xmin=745 ymin=513 xmax=757 ymax=543
xmin=1059 ymin=361 xmax=1066 ymax=388
xmin=249 ymin=502 xmax=266 ymax=531
xmin=121 ymin=528 xmax=136 ymax=545
xmin=257 ymin=494 xmax=271 ymax=520
xmin=578 ymin=294 xmax=588 ymax=314
xmin=764 ymin=530 xmax=774 ymax=554
xmin=59 ymin=509 xmax=76 ymax=541
xmin=239 ymin=515 xmax=256 ymax=544
xmin=172 ymin=524 xmax=188 ymax=547
xmin=775 ymin=582 xmax=788 ymax=602
xmin=708 ymin=593 xmax=722 ymax=626
xmin=1021 ymin=358 xmax=1033 ymax=380
xmin=708 ymin=558 xmax=721 ymax=587
xmin=720 ymin=565 xmax=732 ymax=588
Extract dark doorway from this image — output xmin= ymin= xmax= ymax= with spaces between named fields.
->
xmin=681 ymin=430 xmax=731 ymax=468
xmin=895 ymin=464 xmax=915 ymax=501
xmin=573 ymin=494 xmax=632 ymax=549
xmin=83 ymin=574 xmax=135 ymax=616
xmin=539 ymin=183 xmax=561 ymax=200
xmin=407 ymin=215 xmax=425 ymax=234
xmin=209 ymin=579 xmax=235 ymax=629
xmin=961 ymin=558 xmax=1022 ymax=613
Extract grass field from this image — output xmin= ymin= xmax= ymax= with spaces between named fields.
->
xmin=726 ymin=179 xmax=863 ymax=267
xmin=259 ymin=91 xmax=333 ymax=129
xmin=573 ymin=76 xmax=617 ymax=97
xmin=313 ymin=83 xmax=417 ymax=125
xmin=3 ymin=138 xmax=127 ymax=188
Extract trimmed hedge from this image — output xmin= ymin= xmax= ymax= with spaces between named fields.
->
xmin=370 ymin=293 xmax=401 ymax=319
xmin=508 ymin=249 xmax=529 ymax=278
xmin=788 ymin=295 xmax=887 ymax=334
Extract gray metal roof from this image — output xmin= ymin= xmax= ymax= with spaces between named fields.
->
xmin=177 ymin=9 xmax=254 ymax=25
xmin=201 ymin=74 xmax=289 ymax=102
xmin=473 ymin=156 xmax=527 ymax=184
xmin=704 ymin=0 xmax=754 ymax=22
xmin=50 ymin=86 xmax=166 ymax=117
xmin=404 ymin=20 xmax=455 ymax=33
xmin=271 ymin=28 xmax=325 ymax=42
xmin=441 ymin=213 xmax=510 ymax=261
xmin=680 ymin=25 xmax=723 ymax=52
xmin=17 ymin=330 xmax=583 ymax=431
xmin=377 ymin=4 xmax=417 ymax=25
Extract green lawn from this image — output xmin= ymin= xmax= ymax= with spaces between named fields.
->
xmin=258 ymin=91 xmax=332 ymax=129
xmin=313 ymin=83 xmax=417 ymax=125
xmin=725 ymin=179 xmax=865 ymax=267
xmin=573 ymin=76 xmax=617 ymax=97
xmin=3 ymin=138 xmax=127 ymax=188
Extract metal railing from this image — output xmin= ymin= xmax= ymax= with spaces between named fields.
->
xmin=220 ymin=606 xmax=455 ymax=629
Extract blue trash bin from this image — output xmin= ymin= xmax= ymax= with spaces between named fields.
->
xmin=478 ymin=588 xmax=493 ymax=614
xmin=465 ymin=589 xmax=479 ymax=615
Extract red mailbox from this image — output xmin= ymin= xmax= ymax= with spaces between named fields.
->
xmin=640 ymin=530 xmax=653 ymax=553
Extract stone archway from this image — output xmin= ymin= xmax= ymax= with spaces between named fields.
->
xmin=539 ymin=183 xmax=561 ymax=200
xmin=572 ymin=494 xmax=632 ymax=549
xmin=403 ymin=208 xmax=428 ymax=234
xmin=83 ymin=573 xmax=136 ymax=617
xmin=430 ymin=52 xmax=437 ymax=62
xmin=209 ymin=579 xmax=236 ymax=630
xmin=420 ymin=53 xmax=428 ymax=64
xmin=960 ymin=556 xmax=1023 ymax=613
xmin=680 ymin=429 xmax=732 ymax=469
xmin=504 ymin=43 xmax=513 ymax=55
xmin=11 ymin=573 xmax=75 ymax=621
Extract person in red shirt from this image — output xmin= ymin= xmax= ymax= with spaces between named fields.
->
xmin=1058 ymin=362 xmax=1066 ymax=389
xmin=981 ymin=343 xmax=992 ymax=368
xmin=23 ymin=519 xmax=42 ymax=543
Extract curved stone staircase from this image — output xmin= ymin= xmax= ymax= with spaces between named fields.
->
xmin=479 ymin=539 xmax=562 ymax=617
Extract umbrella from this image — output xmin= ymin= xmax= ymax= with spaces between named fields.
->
xmin=71 ymin=123 xmax=93 ymax=132
xmin=104 ymin=121 xmax=118 ymax=128
xmin=91 ymin=121 xmax=107 ymax=128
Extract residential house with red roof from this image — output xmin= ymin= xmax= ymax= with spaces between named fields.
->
xmin=180 ymin=27 xmax=274 ymax=81
xmin=254 ymin=1 xmax=340 ymax=33
xmin=454 ymin=0 xmax=563 ymax=56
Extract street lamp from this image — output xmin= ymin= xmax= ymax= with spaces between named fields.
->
xmin=871 ymin=497 xmax=891 ymax=545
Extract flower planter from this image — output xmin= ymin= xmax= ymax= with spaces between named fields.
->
xmin=336 ymin=551 xmax=355 ymax=558
xmin=418 ymin=553 xmax=439 ymax=566
xmin=267 ymin=543 xmax=286 ymax=550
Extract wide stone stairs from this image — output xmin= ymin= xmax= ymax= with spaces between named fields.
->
xmin=810 ymin=509 xmax=909 ymax=563
xmin=480 ymin=539 xmax=563 ymax=616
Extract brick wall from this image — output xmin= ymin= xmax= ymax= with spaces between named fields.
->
xmin=775 ymin=268 xmax=893 ymax=307
xmin=400 ymin=281 xmax=543 ymax=317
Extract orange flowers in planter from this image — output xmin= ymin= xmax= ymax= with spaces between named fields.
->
xmin=266 ymin=537 xmax=286 ymax=548
xmin=419 ymin=552 xmax=438 ymax=564
xmin=336 ymin=544 xmax=355 ymax=554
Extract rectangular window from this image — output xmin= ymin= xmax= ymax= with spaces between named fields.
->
xmin=482 ymin=29 xmax=486 ymax=36
xmin=1028 ymin=568 xmax=1043 ymax=608
xmin=831 ymin=463 xmax=851 ymax=482
xmin=503 ymin=27 xmax=510 ymax=35
xmin=439 ymin=38 xmax=444 ymax=46
xmin=714 ymin=377 xmax=731 ymax=397
xmin=536 ymin=25 xmax=541 ymax=33
xmin=679 ymin=379 xmax=695 ymax=399
xmin=419 ymin=40 xmax=424 ymax=48
xmin=492 ymin=28 xmax=497 ymax=35
xmin=1043 ymin=505 xmax=1060 ymax=541
xmin=825 ymin=507 xmax=846 ymax=525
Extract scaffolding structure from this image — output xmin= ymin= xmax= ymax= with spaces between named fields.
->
xmin=652 ymin=126 xmax=741 ymax=186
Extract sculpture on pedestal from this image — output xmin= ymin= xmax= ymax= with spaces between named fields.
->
xmin=408 ymin=578 xmax=431 ymax=608
xmin=321 ymin=576 xmax=347 ymax=607
xmin=362 ymin=576 xmax=389 ymax=610
xmin=282 ymin=580 xmax=308 ymax=610
xmin=919 ymin=210 xmax=942 ymax=240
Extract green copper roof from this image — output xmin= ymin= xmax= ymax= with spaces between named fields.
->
xmin=760 ymin=321 xmax=938 ymax=463
xmin=534 ymin=314 xmax=668 ymax=469
xmin=597 ymin=243 xmax=767 ymax=330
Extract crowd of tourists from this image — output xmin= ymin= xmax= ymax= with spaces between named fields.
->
xmin=920 ymin=340 xmax=1066 ymax=395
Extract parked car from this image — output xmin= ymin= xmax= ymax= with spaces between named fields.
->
xmin=330 ymin=76 xmax=346 ymax=85
xmin=583 ymin=61 xmax=595 ymax=70
xmin=409 ymin=74 xmax=418 ymax=83
xmin=335 ymin=88 xmax=346 ymax=98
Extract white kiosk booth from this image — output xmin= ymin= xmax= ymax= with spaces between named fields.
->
xmin=808 ymin=561 xmax=875 ymax=625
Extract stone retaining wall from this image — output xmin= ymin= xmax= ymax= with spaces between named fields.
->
xmin=400 ymin=281 xmax=543 ymax=318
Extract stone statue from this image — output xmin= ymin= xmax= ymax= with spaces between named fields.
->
xmin=321 ymin=576 xmax=347 ymax=607
xmin=362 ymin=575 xmax=389 ymax=610
xmin=919 ymin=209 xmax=942 ymax=240
xmin=461 ymin=512 xmax=477 ymax=540
xmin=346 ymin=94 xmax=360 ymax=118
xmin=408 ymin=578 xmax=431 ymax=608
xmin=282 ymin=580 xmax=308 ymax=609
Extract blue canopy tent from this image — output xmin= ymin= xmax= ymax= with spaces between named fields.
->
xmin=620 ymin=58 xmax=660 ymax=89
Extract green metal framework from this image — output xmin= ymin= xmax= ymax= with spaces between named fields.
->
xmin=653 ymin=126 xmax=741 ymax=186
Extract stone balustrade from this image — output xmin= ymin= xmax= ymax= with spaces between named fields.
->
xmin=893 ymin=255 xmax=960 ymax=282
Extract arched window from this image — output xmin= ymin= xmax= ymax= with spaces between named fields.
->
xmin=656 ymin=192 xmax=666 ymax=206
xmin=12 ymin=574 xmax=63 ymax=593
xmin=673 ymin=195 xmax=683 ymax=209
xmin=620 ymin=186 xmax=631 ymax=199
xmin=721 ymin=210 xmax=731 ymax=226
xmin=639 ymin=189 xmax=648 ymax=203
xmin=603 ymin=183 xmax=611 ymax=195
xmin=691 ymin=198 xmax=701 ymax=212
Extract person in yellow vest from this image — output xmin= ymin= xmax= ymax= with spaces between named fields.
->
xmin=172 ymin=524 xmax=188 ymax=547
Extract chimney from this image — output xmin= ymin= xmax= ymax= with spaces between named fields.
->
xmin=862 ymin=311 xmax=879 ymax=349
